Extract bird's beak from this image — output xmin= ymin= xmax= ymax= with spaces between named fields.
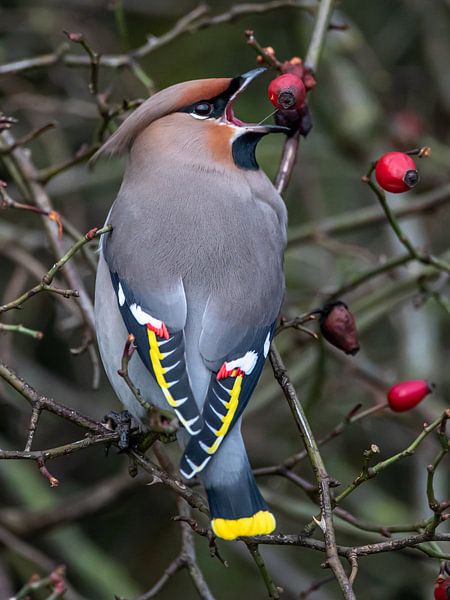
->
xmin=222 ymin=67 xmax=289 ymax=134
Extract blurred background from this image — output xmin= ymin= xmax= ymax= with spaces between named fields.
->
xmin=0 ymin=0 xmax=449 ymax=598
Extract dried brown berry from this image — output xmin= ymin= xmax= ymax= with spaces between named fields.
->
xmin=319 ymin=301 xmax=360 ymax=355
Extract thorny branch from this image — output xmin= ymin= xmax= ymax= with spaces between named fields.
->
xmin=269 ymin=345 xmax=356 ymax=599
xmin=362 ymin=154 xmax=450 ymax=276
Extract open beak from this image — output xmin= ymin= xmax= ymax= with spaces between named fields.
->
xmin=222 ymin=68 xmax=289 ymax=134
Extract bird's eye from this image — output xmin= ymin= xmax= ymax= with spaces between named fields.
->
xmin=193 ymin=102 xmax=213 ymax=117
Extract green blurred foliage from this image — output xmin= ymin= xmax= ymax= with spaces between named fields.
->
xmin=0 ymin=1 xmax=449 ymax=598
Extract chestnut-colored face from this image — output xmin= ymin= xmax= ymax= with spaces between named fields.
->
xmin=96 ymin=69 xmax=288 ymax=169
xmin=173 ymin=70 xmax=288 ymax=170
xmin=176 ymin=78 xmax=244 ymax=168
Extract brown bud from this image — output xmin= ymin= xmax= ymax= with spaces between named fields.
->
xmin=302 ymin=71 xmax=317 ymax=91
xmin=85 ymin=227 xmax=98 ymax=240
xmin=280 ymin=59 xmax=304 ymax=80
xmin=319 ymin=301 xmax=360 ymax=355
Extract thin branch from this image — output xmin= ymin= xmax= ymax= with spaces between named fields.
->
xmin=117 ymin=334 xmax=179 ymax=433
xmin=327 ymin=253 xmax=412 ymax=300
xmin=0 ymin=472 xmax=143 ymax=537
xmin=0 ymin=122 xmax=55 ymax=154
xmin=0 ymin=181 xmax=64 ymax=239
xmin=335 ymin=411 xmax=449 ymax=504
xmin=0 ymin=129 xmax=97 ymax=336
xmin=288 ymin=182 xmax=450 ymax=247
xmin=246 ymin=544 xmax=280 ymax=599
xmin=269 ymin=344 xmax=355 ymax=599
xmin=0 ymin=2 xmax=316 ymax=76
xmin=130 ymin=451 xmax=209 ymax=516
xmin=275 ymin=130 xmax=301 ymax=194
xmin=135 ymin=497 xmax=215 ymax=600
xmin=298 ymin=575 xmax=334 ymax=599
xmin=135 ymin=555 xmax=185 ymax=599
xmin=0 ymin=434 xmax=121 ymax=462
xmin=0 ymin=360 xmax=108 ymax=433
xmin=24 ymin=405 xmax=42 ymax=452
xmin=304 ymin=0 xmax=336 ymax=71
xmin=194 ymin=0 xmax=317 ymax=30
xmin=0 ymin=323 xmax=43 ymax=339
xmin=363 ymin=169 xmax=450 ymax=275
xmin=37 ymin=143 xmax=100 ymax=184
xmin=0 ymin=226 xmax=111 ymax=314
xmin=0 ymin=43 xmax=69 ymax=76
xmin=241 ymin=530 xmax=450 ymax=556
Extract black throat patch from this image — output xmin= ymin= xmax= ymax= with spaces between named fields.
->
xmin=231 ymin=132 xmax=265 ymax=170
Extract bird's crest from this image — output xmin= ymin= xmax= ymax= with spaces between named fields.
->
xmin=94 ymin=78 xmax=232 ymax=159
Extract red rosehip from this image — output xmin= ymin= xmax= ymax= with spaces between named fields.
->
xmin=434 ymin=576 xmax=450 ymax=600
xmin=268 ymin=74 xmax=306 ymax=110
xmin=375 ymin=152 xmax=419 ymax=193
xmin=387 ymin=379 xmax=432 ymax=412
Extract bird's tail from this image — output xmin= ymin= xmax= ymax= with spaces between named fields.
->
xmin=205 ymin=466 xmax=275 ymax=540
xmin=199 ymin=426 xmax=276 ymax=540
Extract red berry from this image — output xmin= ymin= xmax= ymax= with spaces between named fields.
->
xmin=434 ymin=576 xmax=450 ymax=600
xmin=268 ymin=74 xmax=306 ymax=110
xmin=375 ymin=152 xmax=419 ymax=193
xmin=387 ymin=379 xmax=432 ymax=412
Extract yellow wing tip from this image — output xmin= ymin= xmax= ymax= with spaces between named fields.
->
xmin=211 ymin=511 xmax=276 ymax=540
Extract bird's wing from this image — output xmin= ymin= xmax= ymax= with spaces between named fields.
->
xmin=104 ymin=243 xmax=202 ymax=436
xmin=179 ymin=269 xmax=283 ymax=479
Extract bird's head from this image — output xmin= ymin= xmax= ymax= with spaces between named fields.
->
xmin=97 ymin=68 xmax=288 ymax=170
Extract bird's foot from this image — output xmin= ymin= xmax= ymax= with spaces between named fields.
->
xmin=102 ymin=410 xmax=136 ymax=451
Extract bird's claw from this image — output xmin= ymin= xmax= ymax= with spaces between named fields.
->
xmin=102 ymin=410 xmax=135 ymax=451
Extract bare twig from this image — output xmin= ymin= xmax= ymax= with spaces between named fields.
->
xmin=0 ymin=181 xmax=63 ymax=239
xmin=241 ymin=530 xmax=450 ymax=556
xmin=288 ymin=182 xmax=450 ymax=247
xmin=304 ymin=0 xmax=336 ymax=71
xmin=135 ymin=497 xmax=215 ymax=600
xmin=335 ymin=411 xmax=449 ymax=504
xmin=246 ymin=544 xmax=281 ymax=599
xmin=0 ymin=323 xmax=43 ymax=339
xmin=363 ymin=165 xmax=450 ymax=275
xmin=298 ymin=575 xmax=334 ymax=599
xmin=0 ymin=226 xmax=111 ymax=314
xmin=269 ymin=344 xmax=355 ymax=599
xmin=0 ymin=472 xmax=143 ymax=537
xmin=0 ymin=2 xmax=316 ymax=76
xmin=117 ymin=334 xmax=179 ymax=433
xmin=0 ymin=122 xmax=55 ymax=154
xmin=0 ymin=130 xmax=97 ymax=336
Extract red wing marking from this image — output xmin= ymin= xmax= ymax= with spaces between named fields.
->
xmin=146 ymin=321 xmax=169 ymax=340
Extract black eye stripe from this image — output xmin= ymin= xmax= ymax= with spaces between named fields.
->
xmin=178 ymin=77 xmax=242 ymax=118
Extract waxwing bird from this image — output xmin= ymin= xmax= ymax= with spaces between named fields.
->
xmin=94 ymin=68 xmax=288 ymax=540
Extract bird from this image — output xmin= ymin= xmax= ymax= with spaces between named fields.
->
xmin=94 ymin=67 xmax=288 ymax=540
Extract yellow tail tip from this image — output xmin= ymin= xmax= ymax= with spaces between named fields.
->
xmin=211 ymin=510 xmax=276 ymax=540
